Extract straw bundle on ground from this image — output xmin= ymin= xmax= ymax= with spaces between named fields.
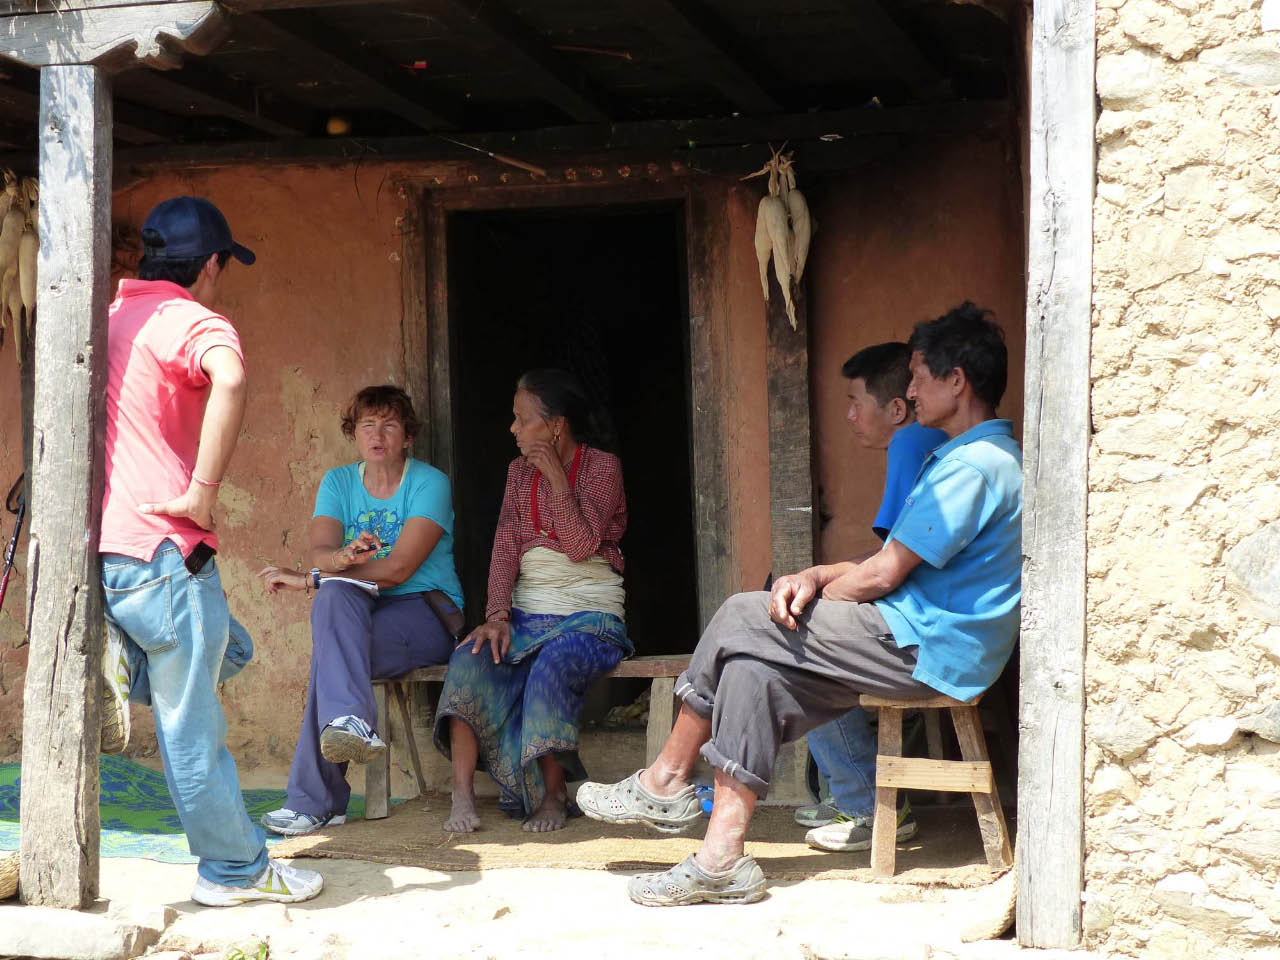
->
xmin=0 ymin=850 xmax=17 ymax=900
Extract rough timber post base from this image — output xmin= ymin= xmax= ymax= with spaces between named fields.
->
xmin=18 ymin=63 xmax=113 ymax=909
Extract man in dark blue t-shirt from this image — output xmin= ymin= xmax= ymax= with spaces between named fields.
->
xmin=797 ymin=343 xmax=946 ymax=852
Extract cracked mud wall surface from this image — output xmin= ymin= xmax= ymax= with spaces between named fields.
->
xmin=0 ymin=164 xmax=414 ymax=772
xmin=1088 ymin=0 xmax=1280 ymax=954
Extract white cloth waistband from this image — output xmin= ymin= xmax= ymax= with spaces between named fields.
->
xmin=511 ymin=546 xmax=625 ymax=620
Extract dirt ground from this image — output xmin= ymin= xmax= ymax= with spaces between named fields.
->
xmin=103 ymin=855 xmax=1099 ymax=960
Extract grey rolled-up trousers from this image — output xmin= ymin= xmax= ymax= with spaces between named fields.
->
xmin=676 ymin=591 xmax=935 ymax=798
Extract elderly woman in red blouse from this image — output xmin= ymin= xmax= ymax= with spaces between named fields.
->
xmin=434 ymin=369 xmax=630 ymax=834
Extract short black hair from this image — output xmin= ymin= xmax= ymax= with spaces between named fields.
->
xmin=908 ymin=302 xmax=1008 ymax=408
xmin=841 ymin=342 xmax=911 ymax=405
xmin=137 ymin=227 xmax=230 ymax=287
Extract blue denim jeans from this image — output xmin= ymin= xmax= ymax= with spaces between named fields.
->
xmin=101 ymin=540 xmax=268 ymax=886
xmin=807 ymin=706 xmax=878 ymax=819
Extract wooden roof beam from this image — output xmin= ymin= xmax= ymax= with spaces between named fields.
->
xmin=0 ymin=77 xmax=179 ymax=144
xmin=833 ymin=0 xmax=951 ymax=101
xmin=427 ymin=0 xmax=611 ymax=123
xmin=239 ymin=10 xmax=464 ymax=130
xmin=134 ymin=59 xmax=309 ymax=137
xmin=632 ymin=0 xmax=781 ymax=114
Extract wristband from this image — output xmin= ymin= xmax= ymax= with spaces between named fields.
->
xmin=310 ymin=567 xmax=322 ymax=590
xmin=490 ymin=610 xmax=510 ymax=623
xmin=191 ymin=473 xmax=220 ymax=488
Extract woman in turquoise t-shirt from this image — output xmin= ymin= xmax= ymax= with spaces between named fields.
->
xmin=256 ymin=385 xmax=464 ymax=837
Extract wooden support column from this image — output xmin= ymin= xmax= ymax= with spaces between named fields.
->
xmin=1018 ymin=0 xmax=1095 ymax=946
xmin=765 ymin=279 xmax=814 ymax=805
xmin=19 ymin=64 xmax=113 ymax=909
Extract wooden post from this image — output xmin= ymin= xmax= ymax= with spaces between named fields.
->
xmin=1019 ymin=0 xmax=1095 ymax=946
xmin=764 ymin=273 xmax=815 ymax=805
xmin=19 ymin=64 xmax=113 ymax=909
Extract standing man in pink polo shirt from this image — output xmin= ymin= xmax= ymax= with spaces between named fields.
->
xmin=98 ymin=197 xmax=323 ymax=906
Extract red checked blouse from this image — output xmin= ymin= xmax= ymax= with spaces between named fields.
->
xmin=485 ymin=444 xmax=627 ymax=621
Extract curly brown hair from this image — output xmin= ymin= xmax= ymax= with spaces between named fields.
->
xmin=340 ymin=385 xmax=421 ymax=440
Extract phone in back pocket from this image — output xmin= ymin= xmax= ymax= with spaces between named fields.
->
xmin=184 ymin=542 xmax=216 ymax=575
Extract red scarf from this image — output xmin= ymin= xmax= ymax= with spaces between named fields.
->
xmin=530 ymin=444 xmax=584 ymax=539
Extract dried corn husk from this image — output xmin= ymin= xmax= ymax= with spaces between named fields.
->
xmin=754 ymin=196 xmax=773 ymax=301
xmin=761 ymin=193 xmax=795 ymax=328
xmin=782 ymin=161 xmax=811 ymax=283
xmin=19 ymin=220 xmax=36 ymax=324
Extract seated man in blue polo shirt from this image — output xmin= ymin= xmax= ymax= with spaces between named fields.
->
xmin=577 ymin=302 xmax=1022 ymax=907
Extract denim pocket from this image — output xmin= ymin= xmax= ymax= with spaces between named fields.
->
xmin=103 ymin=574 xmax=180 ymax=654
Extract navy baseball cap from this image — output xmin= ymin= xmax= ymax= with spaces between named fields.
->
xmin=141 ymin=196 xmax=255 ymax=265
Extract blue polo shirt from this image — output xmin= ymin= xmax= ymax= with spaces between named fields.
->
xmin=873 ymin=419 xmax=1022 ymax=701
xmin=873 ymin=421 xmax=948 ymax=540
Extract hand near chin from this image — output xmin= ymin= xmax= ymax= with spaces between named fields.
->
xmin=525 ymin=439 xmax=569 ymax=491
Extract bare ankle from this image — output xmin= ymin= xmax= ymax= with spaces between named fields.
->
xmin=640 ymin=762 xmax=688 ymax=797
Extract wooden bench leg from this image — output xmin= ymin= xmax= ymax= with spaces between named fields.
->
xmin=950 ymin=705 xmax=1013 ymax=870
xmin=392 ymin=681 xmax=428 ymax=800
xmin=924 ymin=709 xmax=953 ymax=805
xmin=645 ymin=676 xmax=676 ymax=768
xmin=365 ymin=684 xmax=391 ymax=820
xmin=871 ymin=706 xmax=903 ymax=878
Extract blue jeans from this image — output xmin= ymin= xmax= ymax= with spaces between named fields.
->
xmin=101 ymin=541 xmax=268 ymax=886
xmin=807 ymin=706 xmax=878 ymax=819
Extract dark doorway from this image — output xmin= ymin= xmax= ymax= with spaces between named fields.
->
xmin=447 ymin=205 xmax=701 ymax=662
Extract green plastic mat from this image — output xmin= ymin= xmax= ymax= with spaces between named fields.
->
xmin=0 ymin=754 xmax=367 ymax=864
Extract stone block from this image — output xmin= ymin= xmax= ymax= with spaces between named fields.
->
xmin=0 ymin=904 xmax=163 ymax=960
xmin=1093 ymin=412 xmax=1190 ymax=458
xmin=1225 ymin=521 xmax=1280 ymax=622
xmin=1179 ymin=717 xmax=1239 ymax=750
xmin=1216 ymin=830 xmax=1280 ymax=868
xmin=1200 ymin=39 xmax=1280 ymax=87
xmin=1259 ymin=290 xmax=1280 ymax=322
xmin=1097 ymin=50 xmax=1163 ymax=105
xmin=1267 ymin=0 xmax=1280 ymax=32
xmin=1238 ymin=702 xmax=1280 ymax=743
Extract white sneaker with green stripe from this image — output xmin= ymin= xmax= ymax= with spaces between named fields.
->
xmin=191 ymin=860 xmax=324 ymax=906
xmin=804 ymin=799 xmax=918 ymax=853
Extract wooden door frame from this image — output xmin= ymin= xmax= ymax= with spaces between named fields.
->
xmin=398 ymin=177 xmax=736 ymax=632
xmin=1017 ymin=0 xmax=1094 ymax=947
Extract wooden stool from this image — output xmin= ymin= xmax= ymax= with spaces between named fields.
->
xmin=859 ymin=692 xmax=1013 ymax=878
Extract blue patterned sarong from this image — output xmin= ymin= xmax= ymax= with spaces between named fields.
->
xmin=433 ymin=608 xmax=630 ymax=817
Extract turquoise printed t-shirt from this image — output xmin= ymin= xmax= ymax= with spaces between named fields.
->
xmin=313 ymin=458 xmax=464 ymax=608
xmin=873 ymin=419 xmax=1022 ymax=701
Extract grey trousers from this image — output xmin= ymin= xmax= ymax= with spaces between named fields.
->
xmin=677 ymin=591 xmax=934 ymax=798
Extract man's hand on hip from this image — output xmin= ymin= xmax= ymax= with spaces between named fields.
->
xmin=139 ymin=481 xmax=218 ymax=531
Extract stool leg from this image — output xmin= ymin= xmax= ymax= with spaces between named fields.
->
xmin=923 ymin=709 xmax=952 ymax=805
xmin=871 ymin=706 xmax=904 ymax=878
xmin=645 ymin=676 xmax=676 ymax=768
xmin=950 ymin=705 xmax=1013 ymax=869
xmin=393 ymin=681 xmax=428 ymax=800
xmin=366 ymin=684 xmax=391 ymax=820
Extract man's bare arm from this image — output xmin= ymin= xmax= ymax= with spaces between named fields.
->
xmin=820 ymin=540 xmax=923 ymax=603
xmin=139 ymin=345 xmax=246 ymax=530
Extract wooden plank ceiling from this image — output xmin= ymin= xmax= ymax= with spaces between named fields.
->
xmin=0 ymin=0 xmax=1017 ymax=161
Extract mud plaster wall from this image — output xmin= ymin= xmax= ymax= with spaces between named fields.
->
xmin=809 ymin=135 xmax=1027 ymax=565
xmin=0 ymin=163 xmax=779 ymax=775
xmin=0 ymin=163 xmax=414 ymax=770
xmin=1087 ymin=0 xmax=1280 ymax=954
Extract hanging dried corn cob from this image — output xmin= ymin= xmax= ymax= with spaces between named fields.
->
xmin=743 ymin=147 xmax=800 ymax=329
xmin=18 ymin=178 xmax=37 ymax=340
xmin=780 ymin=156 xmax=811 ymax=285
xmin=0 ymin=177 xmax=26 ymax=337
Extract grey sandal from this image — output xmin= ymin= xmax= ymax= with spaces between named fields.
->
xmin=576 ymin=771 xmax=702 ymax=834
xmin=628 ymin=855 xmax=766 ymax=906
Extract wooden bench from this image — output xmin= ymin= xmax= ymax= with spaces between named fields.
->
xmin=859 ymin=692 xmax=1014 ymax=878
xmin=365 ymin=655 xmax=692 ymax=818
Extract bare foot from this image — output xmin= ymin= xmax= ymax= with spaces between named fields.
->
xmin=522 ymin=792 xmax=567 ymax=833
xmin=444 ymin=791 xmax=482 ymax=833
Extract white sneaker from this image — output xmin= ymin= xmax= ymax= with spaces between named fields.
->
xmin=191 ymin=859 xmax=324 ymax=906
xmin=319 ymin=714 xmax=386 ymax=765
xmin=260 ymin=807 xmax=347 ymax=836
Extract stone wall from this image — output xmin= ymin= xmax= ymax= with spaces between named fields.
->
xmin=1088 ymin=0 xmax=1280 ymax=954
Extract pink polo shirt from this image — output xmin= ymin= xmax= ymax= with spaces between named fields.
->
xmin=100 ymin=279 xmax=244 ymax=561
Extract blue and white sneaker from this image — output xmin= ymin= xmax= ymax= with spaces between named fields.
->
xmin=260 ymin=807 xmax=347 ymax=837
xmin=191 ymin=859 xmax=323 ymax=906
xmin=319 ymin=714 xmax=386 ymax=765
xmin=100 ymin=620 xmax=131 ymax=755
